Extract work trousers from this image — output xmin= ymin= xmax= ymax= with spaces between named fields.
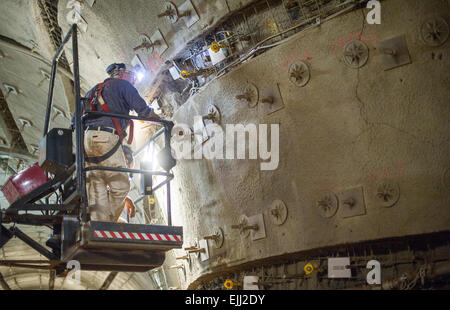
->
xmin=84 ymin=129 xmax=130 ymax=222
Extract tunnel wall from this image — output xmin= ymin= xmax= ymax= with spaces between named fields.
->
xmin=165 ymin=0 xmax=450 ymax=287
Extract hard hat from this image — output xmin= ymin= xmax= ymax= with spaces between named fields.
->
xmin=106 ymin=63 xmax=126 ymax=76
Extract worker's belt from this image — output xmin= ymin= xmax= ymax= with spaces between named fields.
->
xmin=85 ymin=139 xmax=122 ymax=164
xmin=85 ymin=125 xmax=118 ymax=136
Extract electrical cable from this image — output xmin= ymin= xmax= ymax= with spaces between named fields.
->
xmin=215 ymin=0 xmax=366 ymax=78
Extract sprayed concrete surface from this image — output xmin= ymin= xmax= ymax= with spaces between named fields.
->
xmin=57 ymin=0 xmax=259 ymax=93
xmin=162 ymin=0 xmax=450 ymax=287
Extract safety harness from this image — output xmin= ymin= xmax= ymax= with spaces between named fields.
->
xmin=85 ymin=79 xmax=134 ymax=164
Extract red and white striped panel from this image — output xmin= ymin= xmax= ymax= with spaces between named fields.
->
xmin=93 ymin=230 xmax=182 ymax=242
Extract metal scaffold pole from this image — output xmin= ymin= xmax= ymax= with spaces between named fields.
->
xmin=71 ymin=24 xmax=87 ymax=223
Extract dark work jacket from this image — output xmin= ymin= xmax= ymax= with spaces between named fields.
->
xmin=80 ymin=78 xmax=153 ymax=132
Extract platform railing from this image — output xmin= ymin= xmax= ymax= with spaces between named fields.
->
xmin=81 ymin=111 xmax=175 ymax=225
xmin=42 ymin=24 xmax=175 ymax=226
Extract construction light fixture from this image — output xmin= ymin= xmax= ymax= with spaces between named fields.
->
xmin=156 ymin=146 xmax=176 ymax=172
xmin=143 ymin=140 xmax=176 ymax=172
xmin=144 ymin=142 xmax=158 ymax=170
xmin=140 ymin=160 xmax=153 ymax=195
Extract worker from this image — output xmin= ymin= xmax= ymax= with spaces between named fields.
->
xmin=82 ymin=63 xmax=159 ymax=222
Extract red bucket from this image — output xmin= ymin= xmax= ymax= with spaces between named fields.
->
xmin=1 ymin=162 xmax=48 ymax=204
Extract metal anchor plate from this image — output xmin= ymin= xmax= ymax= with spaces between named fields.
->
xmin=261 ymin=83 xmax=285 ymax=115
xmin=179 ymin=0 xmax=199 ymax=28
xmin=150 ymin=29 xmax=169 ymax=56
xmin=337 ymin=186 xmax=366 ymax=218
xmin=247 ymin=214 xmax=266 ymax=241
xmin=378 ymin=35 xmax=411 ymax=70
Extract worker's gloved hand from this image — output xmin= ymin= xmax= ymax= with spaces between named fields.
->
xmin=124 ymin=196 xmax=136 ymax=218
